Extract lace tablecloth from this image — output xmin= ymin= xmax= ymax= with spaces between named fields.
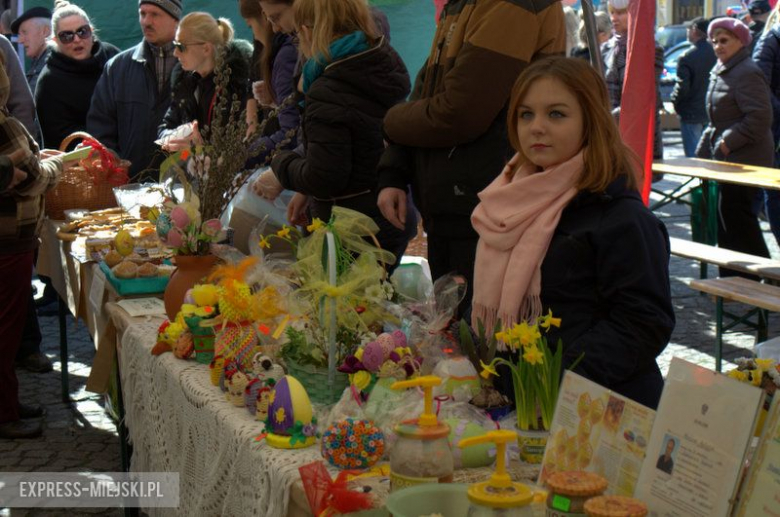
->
xmin=119 ymin=316 xmax=319 ymax=516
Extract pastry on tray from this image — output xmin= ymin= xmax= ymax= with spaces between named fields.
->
xmin=137 ymin=262 xmax=159 ymax=277
xmin=104 ymin=250 xmax=123 ymax=268
xmin=112 ymin=260 xmax=138 ymax=279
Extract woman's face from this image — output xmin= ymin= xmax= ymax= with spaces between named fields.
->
xmin=173 ymin=28 xmax=213 ymax=75
xmin=246 ymin=17 xmax=270 ymax=43
xmin=609 ymin=8 xmax=629 ymax=36
xmin=711 ymin=29 xmax=743 ymax=63
xmin=516 ymin=77 xmax=584 ymax=170
xmin=259 ymin=1 xmax=295 ymax=34
xmin=55 ymin=15 xmax=94 ymax=60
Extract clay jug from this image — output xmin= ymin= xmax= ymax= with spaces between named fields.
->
xmin=164 ymin=254 xmax=219 ymax=320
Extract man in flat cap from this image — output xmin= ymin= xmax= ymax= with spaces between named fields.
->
xmin=87 ymin=0 xmax=182 ymax=181
xmin=11 ymin=7 xmax=52 ymax=94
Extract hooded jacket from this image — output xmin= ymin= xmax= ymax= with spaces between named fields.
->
xmin=159 ymin=39 xmax=253 ymax=138
xmin=272 ymin=36 xmax=410 ymax=222
xmin=376 ymin=0 xmax=565 ymax=236
xmin=671 ymin=38 xmax=717 ymax=124
xmin=35 ymin=40 xmax=120 ymax=149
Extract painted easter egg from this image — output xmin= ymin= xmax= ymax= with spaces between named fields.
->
xmin=446 ymin=418 xmax=495 ymax=469
xmin=114 ymin=230 xmax=135 ymax=257
xmin=321 ymin=418 xmax=385 ymax=470
xmin=433 ymin=357 xmax=481 ymax=398
xmin=362 ymin=341 xmax=386 ymax=371
xmin=155 ymin=212 xmax=172 ymax=239
xmin=267 ymin=376 xmax=314 ymax=436
xmin=375 ymin=333 xmax=396 ymax=358
xmin=170 ymin=206 xmax=190 ymax=229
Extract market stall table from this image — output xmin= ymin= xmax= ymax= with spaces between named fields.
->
xmin=109 ymin=305 xmax=539 ymax=516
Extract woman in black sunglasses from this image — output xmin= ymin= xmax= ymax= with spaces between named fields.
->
xmin=34 ymin=0 xmax=119 ymax=150
xmin=158 ymin=12 xmax=252 ymax=152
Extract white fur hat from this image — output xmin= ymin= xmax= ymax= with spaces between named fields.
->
xmin=609 ymin=0 xmax=630 ymax=9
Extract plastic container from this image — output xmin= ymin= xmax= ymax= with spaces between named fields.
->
xmin=458 ymin=430 xmax=535 ymax=517
xmin=544 ymin=471 xmax=608 ymax=517
xmin=755 ymin=336 xmax=780 ymax=362
xmin=385 ymin=483 xmax=470 ymax=517
xmin=390 ymin=376 xmax=454 ymax=492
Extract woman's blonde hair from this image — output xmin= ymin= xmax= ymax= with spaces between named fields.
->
xmin=507 ymin=56 xmax=640 ymax=192
xmin=179 ymin=12 xmax=234 ymax=48
xmin=52 ymin=0 xmax=93 ymax=35
xmin=293 ymin=0 xmax=378 ymax=61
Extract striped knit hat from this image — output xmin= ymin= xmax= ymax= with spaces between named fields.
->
xmin=139 ymin=0 xmax=182 ymax=20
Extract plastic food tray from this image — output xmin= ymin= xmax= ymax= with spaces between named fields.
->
xmin=99 ymin=261 xmax=170 ymax=296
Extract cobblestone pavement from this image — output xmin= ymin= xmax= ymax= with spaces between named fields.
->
xmin=2 ymin=132 xmax=779 ymax=516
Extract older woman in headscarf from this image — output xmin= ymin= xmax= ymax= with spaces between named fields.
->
xmin=696 ymin=17 xmax=774 ymax=274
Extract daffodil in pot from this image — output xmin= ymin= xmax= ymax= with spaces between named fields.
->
xmin=480 ymin=311 xmax=581 ymax=464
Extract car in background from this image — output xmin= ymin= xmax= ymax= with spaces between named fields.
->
xmin=659 ymin=40 xmax=693 ymax=103
xmin=656 ymin=24 xmax=688 ymax=51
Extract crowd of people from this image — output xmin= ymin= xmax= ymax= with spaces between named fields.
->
xmin=3 ymin=0 xmax=778 ymax=440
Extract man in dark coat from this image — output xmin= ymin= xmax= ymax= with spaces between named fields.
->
xmin=87 ymin=0 xmax=182 ymax=181
xmin=672 ymin=17 xmax=717 ymax=157
xmin=10 ymin=7 xmax=52 ymax=94
xmin=376 ymin=0 xmax=566 ymax=313
xmin=748 ymin=0 xmax=771 ymax=54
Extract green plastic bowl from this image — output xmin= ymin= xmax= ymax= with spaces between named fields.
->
xmin=385 ymin=483 xmax=470 ymax=517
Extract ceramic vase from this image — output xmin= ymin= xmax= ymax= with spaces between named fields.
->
xmin=163 ymin=254 xmax=218 ymax=320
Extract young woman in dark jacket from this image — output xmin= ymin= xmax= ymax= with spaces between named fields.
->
xmin=472 ymin=57 xmax=674 ymax=409
xmin=253 ymin=0 xmax=412 ymax=271
xmin=158 ymin=13 xmax=252 ymax=151
xmin=34 ymin=1 xmax=119 ymax=149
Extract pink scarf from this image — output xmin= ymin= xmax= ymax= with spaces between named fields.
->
xmin=471 ymin=151 xmax=584 ymax=333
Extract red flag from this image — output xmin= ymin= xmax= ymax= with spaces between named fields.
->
xmin=619 ymin=0 xmax=656 ymax=205
xmin=434 ymin=0 xmax=447 ymax=22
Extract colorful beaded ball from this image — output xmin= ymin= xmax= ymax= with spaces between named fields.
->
xmin=321 ymin=418 xmax=384 ymax=470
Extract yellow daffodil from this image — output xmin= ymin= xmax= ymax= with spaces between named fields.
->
xmin=539 ymin=309 xmax=562 ymax=330
xmin=258 ymin=236 xmax=271 ymax=249
xmin=523 ymin=344 xmax=545 ymax=366
xmin=354 ymin=348 xmax=364 ymax=361
xmin=351 ymin=370 xmax=372 ymax=391
xmin=306 ymin=218 xmax=324 ymax=232
xmin=480 ymin=360 xmax=498 ymax=379
xmin=277 ymin=225 xmax=291 ymax=239
xmin=495 ymin=330 xmax=509 ymax=343
xmin=511 ymin=321 xmax=542 ymax=348
xmin=755 ymin=358 xmax=775 ymax=372
xmin=750 ymin=371 xmax=763 ymax=387
xmin=727 ymin=369 xmax=749 ymax=382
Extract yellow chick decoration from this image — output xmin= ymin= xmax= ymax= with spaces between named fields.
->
xmin=114 ymin=230 xmax=135 ymax=257
xmin=192 ymin=284 xmax=219 ymax=307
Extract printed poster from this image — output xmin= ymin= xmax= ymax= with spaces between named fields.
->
xmin=635 ymin=358 xmax=764 ymax=517
xmin=537 ymin=371 xmax=656 ymax=496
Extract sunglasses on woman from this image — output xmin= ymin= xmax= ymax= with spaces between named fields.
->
xmin=172 ymin=41 xmax=207 ymax=53
xmin=57 ymin=25 xmax=92 ymax=44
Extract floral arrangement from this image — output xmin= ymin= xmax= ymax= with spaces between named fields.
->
xmin=459 ymin=318 xmax=510 ymax=410
xmin=480 ymin=311 xmax=580 ymax=431
xmin=338 ymin=330 xmax=421 ymax=396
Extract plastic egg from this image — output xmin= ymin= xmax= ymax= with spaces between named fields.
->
xmin=166 ymin=227 xmax=183 ymax=248
xmin=170 ymin=206 xmax=190 ymax=229
xmin=446 ymin=418 xmax=495 ymax=468
xmin=433 ymin=357 xmax=481 ymax=398
xmin=321 ymin=418 xmax=385 ymax=470
xmin=267 ymin=376 xmax=314 ymax=436
xmin=375 ymin=333 xmax=396 ymax=358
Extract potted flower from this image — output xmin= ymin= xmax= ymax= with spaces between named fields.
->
xmin=458 ymin=318 xmax=512 ymax=420
xmin=480 ymin=311 xmax=581 ymax=463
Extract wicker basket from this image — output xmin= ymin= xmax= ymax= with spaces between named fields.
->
xmin=45 ymin=132 xmax=130 ymax=220
xmin=285 ymin=358 xmax=350 ymax=405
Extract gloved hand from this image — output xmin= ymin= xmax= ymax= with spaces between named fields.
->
xmin=252 ymin=169 xmax=284 ymax=201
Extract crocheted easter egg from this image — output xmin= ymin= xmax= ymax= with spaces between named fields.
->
xmin=321 ymin=418 xmax=384 ymax=470
xmin=445 ymin=418 xmax=495 ymax=469
xmin=375 ymin=333 xmax=396 ymax=358
xmin=433 ymin=357 xmax=481 ymax=398
xmin=155 ymin=212 xmax=172 ymax=239
xmin=390 ymin=330 xmax=407 ymax=348
xmin=267 ymin=376 xmax=313 ymax=436
xmin=362 ymin=341 xmax=385 ymax=371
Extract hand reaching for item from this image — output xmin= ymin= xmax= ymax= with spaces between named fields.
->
xmin=252 ymin=169 xmax=284 ymax=201
xmin=252 ymin=80 xmax=275 ymax=108
xmin=287 ymin=192 xmax=310 ymax=227
xmin=162 ymin=121 xmax=203 ymax=152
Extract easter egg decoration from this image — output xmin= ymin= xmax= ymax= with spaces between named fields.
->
xmin=445 ymin=418 xmax=495 ymax=469
xmin=433 ymin=356 xmax=481 ymax=399
xmin=265 ymin=376 xmax=318 ymax=449
xmin=114 ymin=229 xmax=135 ymax=257
xmin=155 ymin=212 xmax=172 ymax=240
xmin=321 ymin=419 xmax=385 ymax=470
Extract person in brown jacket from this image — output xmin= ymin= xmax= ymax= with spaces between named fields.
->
xmin=376 ymin=0 xmax=566 ymax=312
xmin=0 ymin=51 xmax=70 ymax=439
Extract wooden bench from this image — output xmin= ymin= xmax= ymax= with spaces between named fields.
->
xmin=669 ymin=237 xmax=780 ymax=281
xmin=688 ymin=276 xmax=780 ymax=371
